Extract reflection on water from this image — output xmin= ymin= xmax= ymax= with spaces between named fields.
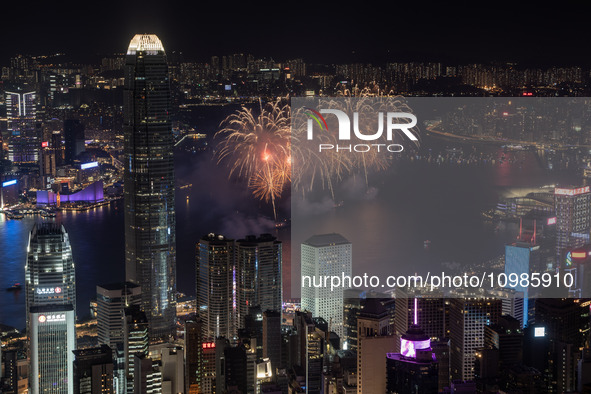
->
xmin=291 ymin=145 xmax=581 ymax=298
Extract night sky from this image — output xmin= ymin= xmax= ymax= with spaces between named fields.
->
xmin=3 ymin=1 xmax=591 ymax=66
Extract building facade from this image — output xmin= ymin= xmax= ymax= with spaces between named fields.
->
xmin=196 ymin=233 xmax=235 ymax=340
xmin=123 ymin=34 xmax=177 ymax=339
xmin=25 ymin=222 xmax=76 ymax=329
xmin=301 ymin=233 xmax=352 ymax=340
xmin=29 ymin=304 xmax=76 ymax=394
xmin=236 ymin=234 xmax=282 ymax=328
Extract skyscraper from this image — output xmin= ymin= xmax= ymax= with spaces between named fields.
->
xmin=196 ymin=233 xmax=235 ymax=340
xmin=25 ymin=222 xmax=77 ymax=328
xmin=124 ymin=305 xmax=149 ymax=393
xmin=505 ymin=241 xmax=540 ymax=327
xmin=5 ymin=87 xmax=38 ymax=164
xmin=123 ymin=34 xmax=176 ymax=339
xmin=73 ymin=345 xmax=114 ymax=394
xmin=29 ymin=304 xmax=76 ymax=394
xmin=236 ymin=234 xmax=282 ymax=328
xmin=555 ymin=186 xmax=591 ymax=267
xmin=301 ymin=233 xmax=352 ymax=340
xmin=449 ymin=297 xmax=501 ymax=381
xmin=96 ymin=282 xmax=141 ymax=350
xmin=64 ymin=119 xmax=85 ymax=164
xmin=184 ymin=319 xmax=203 ymax=393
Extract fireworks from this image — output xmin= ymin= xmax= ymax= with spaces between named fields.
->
xmin=291 ymin=95 xmax=420 ymax=196
xmin=215 ymin=98 xmax=291 ymax=219
xmin=216 ymin=95 xmax=420 ymax=212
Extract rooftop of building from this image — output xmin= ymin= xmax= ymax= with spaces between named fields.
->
xmin=127 ymin=34 xmax=165 ymax=55
xmin=303 ymin=233 xmax=350 ymax=247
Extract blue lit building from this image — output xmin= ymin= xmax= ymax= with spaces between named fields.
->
xmin=505 ymin=241 xmax=539 ymax=327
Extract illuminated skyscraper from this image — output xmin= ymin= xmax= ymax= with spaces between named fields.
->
xmin=449 ymin=297 xmax=501 ymax=381
xmin=123 ymin=34 xmax=176 ymax=339
xmin=25 ymin=222 xmax=77 ymax=329
xmin=196 ymin=233 xmax=235 ymax=340
xmin=6 ymin=88 xmax=38 ymax=163
xmin=554 ymin=186 xmax=591 ymax=267
xmin=64 ymin=119 xmax=85 ymax=164
xmin=301 ymin=233 xmax=352 ymax=340
xmin=236 ymin=234 xmax=282 ymax=328
xmin=29 ymin=304 xmax=76 ymax=394
xmin=96 ymin=282 xmax=141 ymax=350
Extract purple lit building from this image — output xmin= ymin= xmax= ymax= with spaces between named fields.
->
xmin=386 ymin=324 xmax=439 ymax=394
xmin=36 ymin=180 xmax=104 ymax=206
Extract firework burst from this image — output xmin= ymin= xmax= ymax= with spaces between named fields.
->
xmin=215 ymin=98 xmax=291 ymax=219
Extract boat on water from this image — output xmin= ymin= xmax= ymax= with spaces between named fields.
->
xmin=6 ymin=211 xmax=24 ymax=219
xmin=6 ymin=283 xmax=22 ymax=291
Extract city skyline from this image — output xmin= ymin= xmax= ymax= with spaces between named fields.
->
xmin=3 ymin=2 xmax=591 ymax=67
xmin=1 ymin=13 xmax=591 ymax=392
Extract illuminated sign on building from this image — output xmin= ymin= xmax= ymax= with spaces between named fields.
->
xmin=2 ymin=180 xmax=17 ymax=187
xmin=80 ymin=162 xmax=98 ymax=170
xmin=41 ymin=141 xmax=48 ymax=148
xmin=571 ymin=251 xmax=587 ymax=259
xmin=534 ymin=327 xmax=545 ymax=337
xmin=400 ymin=338 xmax=431 ymax=358
xmin=554 ymin=186 xmax=590 ymax=196
xmin=38 ymin=313 xmax=66 ymax=323
xmin=202 ymin=342 xmax=216 ymax=349
xmin=36 ymin=287 xmax=62 ymax=295
xmin=547 ymin=217 xmax=557 ymax=225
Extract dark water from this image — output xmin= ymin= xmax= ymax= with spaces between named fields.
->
xmin=290 ymin=143 xmax=582 ymax=297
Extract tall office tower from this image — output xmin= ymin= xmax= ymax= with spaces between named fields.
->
xmin=185 ymin=319 xmax=203 ymax=393
xmin=301 ymin=233 xmax=352 ymax=340
xmin=124 ymin=306 xmax=149 ymax=393
xmin=505 ymin=240 xmax=540 ymax=327
xmin=73 ymin=345 xmax=114 ymax=394
xmin=196 ymin=233 xmax=235 ymax=340
xmin=357 ymin=299 xmax=397 ymax=394
xmin=488 ymin=288 xmax=525 ymax=328
xmin=386 ymin=324 xmax=439 ymax=394
xmin=242 ymin=306 xmax=263 ymax=359
xmin=200 ymin=340 xmax=217 ymax=394
xmin=123 ymin=34 xmax=177 ymax=340
xmin=291 ymin=311 xmax=325 ymax=393
xmin=555 ymin=186 xmax=591 ymax=267
xmin=394 ymin=290 xmax=446 ymax=347
xmin=483 ymin=315 xmax=523 ymax=369
xmin=262 ymin=310 xmax=282 ymax=375
xmin=236 ymin=234 xmax=282 ymax=329
xmin=449 ymin=297 xmax=501 ymax=382
xmin=64 ymin=119 xmax=85 ymax=164
xmin=343 ymin=289 xmax=364 ymax=352
xmin=5 ymin=88 xmax=38 ymax=163
xmin=29 ymin=304 xmax=76 ymax=394
xmin=25 ymin=222 xmax=76 ymax=328
xmin=96 ymin=282 xmax=142 ymax=350
xmin=215 ymin=340 xmax=256 ymax=394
